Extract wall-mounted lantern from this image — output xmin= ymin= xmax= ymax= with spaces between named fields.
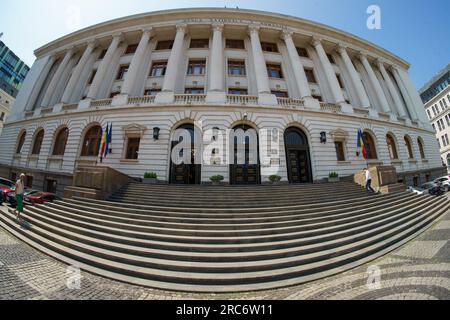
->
xmin=320 ymin=131 xmax=327 ymax=144
xmin=153 ymin=127 xmax=160 ymax=140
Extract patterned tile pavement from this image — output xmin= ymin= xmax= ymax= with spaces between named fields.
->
xmin=0 ymin=202 xmax=449 ymax=300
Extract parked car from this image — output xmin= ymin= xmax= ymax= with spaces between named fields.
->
xmin=0 ymin=177 xmax=15 ymax=202
xmin=434 ymin=176 xmax=450 ymax=192
xmin=24 ymin=192 xmax=62 ymax=205
xmin=5 ymin=189 xmax=40 ymax=207
xmin=408 ymin=182 xmax=437 ymax=195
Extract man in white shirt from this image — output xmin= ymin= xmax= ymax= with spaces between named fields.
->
xmin=365 ymin=168 xmax=376 ymax=193
xmin=15 ymin=173 xmax=25 ymax=221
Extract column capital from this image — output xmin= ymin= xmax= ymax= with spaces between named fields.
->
xmin=281 ymin=29 xmax=293 ymax=41
xmin=375 ymin=58 xmax=387 ymax=70
xmin=336 ymin=43 xmax=347 ymax=54
xmin=141 ymin=27 xmax=154 ymax=37
xmin=86 ymin=39 xmax=98 ymax=48
xmin=211 ymin=23 xmax=224 ymax=32
xmin=310 ymin=36 xmax=323 ymax=47
xmin=176 ymin=23 xmax=187 ymax=33
xmin=111 ymin=32 xmax=123 ymax=41
xmin=359 ymin=51 xmax=369 ymax=61
xmin=248 ymin=24 xmax=261 ymax=35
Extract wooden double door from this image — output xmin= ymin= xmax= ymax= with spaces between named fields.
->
xmin=285 ymin=128 xmax=312 ymax=184
xmin=230 ymin=125 xmax=260 ymax=185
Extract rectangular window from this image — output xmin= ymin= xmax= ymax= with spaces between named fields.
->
xmin=156 ymin=40 xmax=174 ymax=50
xmin=109 ymin=91 xmax=120 ymax=98
xmin=187 ymin=60 xmax=206 ymax=75
xmin=271 ymin=91 xmax=288 ymax=98
xmin=228 ymin=88 xmax=248 ymax=95
xmin=442 ymin=136 xmax=447 ymax=147
xmin=336 ymin=74 xmax=345 ymax=89
xmin=87 ymin=70 xmax=97 ymax=85
xmin=144 ymin=89 xmax=161 ymax=96
xmin=25 ymin=175 xmax=33 ymax=188
xmin=267 ymin=64 xmax=283 ymax=78
xmin=126 ymin=138 xmax=140 ymax=160
xmin=149 ymin=61 xmax=167 ymax=77
xmin=116 ymin=65 xmax=129 ymax=80
xmin=335 ymin=142 xmax=346 ymax=161
xmin=185 ymin=88 xmax=205 ymax=94
xmin=190 ymin=39 xmax=209 ymax=49
xmin=446 ymin=134 xmax=450 ymax=146
xmin=226 ymin=39 xmax=245 ymax=49
xmin=296 ymin=47 xmax=309 ymax=58
xmin=261 ymin=42 xmax=279 ymax=53
xmin=305 ymin=69 xmax=317 ymax=83
xmin=426 ymin=109 xmax=432 ymax=119
xmin=98 ymin=49 xmax=107 ymax=60
xmin=45 ymin=179 xmax=57 ymax=194
xmin=124 ymin=44 xmax=138 ymax=55
xmin=432 ymin=123 xmax=436 ymax=132
xmin=228 ymin=60 xmax=246 ymax=76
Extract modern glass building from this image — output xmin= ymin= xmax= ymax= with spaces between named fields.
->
xmin=0 ymin=41 xmax=30 ymax=97
xmin=420 ymin=63 xmax=450 ymax=104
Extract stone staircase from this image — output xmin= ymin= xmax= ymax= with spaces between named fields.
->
xmin=0 ymin=181 xmax=448 ymax=293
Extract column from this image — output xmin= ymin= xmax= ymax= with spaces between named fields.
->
xmin=40 ymin=47 xmax=74 ymax=107
xmin=248 ymin=25 xmax=277 ymax=105
xmin=121 ymin=29 xmax=153 ymax=96
xmin=25 ymin=55 xmax=56 ymax=111
xmin=377 ymin=60 xmax=408 ymax=118
xmin=156 ymin=24 xmax=187 ymax=103
xmin=87 ymin=33 xmax=122 ymax=99
xmin=392 ymin=66 xmax=420 ymax=121
xmin=206 ymin=23 xmax=227 ymax=103
xmin=61 ymin=40 xmax=96 ymax=103
xmin=281 ymin=30 xmax=312 ymax=99
xmin=359 ymin=52 xmax=391 ymax=113
xmin=337 ymin=45 xmax=370 ymax=108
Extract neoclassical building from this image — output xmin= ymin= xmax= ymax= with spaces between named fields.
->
xmin=0 ymin=8 xmax=443 ymax=193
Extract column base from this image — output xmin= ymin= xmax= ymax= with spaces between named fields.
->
xmin=78 ymin=99 xmax=92 ymax=110
xmin=258 ymin=93 xmax=278 ymax=106
xmin=338 ymin=102 xmax=353 ymax=114
xmin=53 ymin=103 xmax=64 ymax=113
xmin=206 ymin=91 xmax=226 ymax=104
xmin=368 ymin=108 xmax=379 ymax=118
xmin=112 ymin=94 xmax=129 ymax=107
xmin=155 ymin=91 xmax=175 ymax=104
xmin=303 ymin=97 xmax=321 ymax=110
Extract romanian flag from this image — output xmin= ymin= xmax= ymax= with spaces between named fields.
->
xmin=357 ymin=129 xmax=368 ymax=159
xmin=99 ymin=124 xmax=108 ymax=162
xmin=105 ymin=123 xmax=112 ymax=158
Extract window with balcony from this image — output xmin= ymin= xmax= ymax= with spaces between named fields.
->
xmin=185 ymin=88 xmax=205 ymax=94
xmin=304 ymin=69 xmax=317 ymax=83
xmin=261 ymin=42 xmax=279 ymax=53
xmin=267 ymin=64 xmax=283 ymax=78
xmin=98 ymin=49 xmax=107 ymax=60
xmin=187 ymin=60 xmax=206 ymax=75
xmin=156 ymin=40 xmax=174 ymax=50
xmin=312 ymin=95 xmax=323 ymax=102
xmin=226 ymin=39 xmax=245 ymax=49
xmin=144 ymin=89 xmax=161 ymax=96
xmin=296 ymin=47 xmax=309 ymax=58
xmin=190 ymin=39 xmax=209 ymax=49
xmin=109 ymin=91 xmax=120 ymax=98
xmin=271 ymin=90 xmax=288 ymax=98
xmin=228 ymin=60 xmax=246 ymax=76
xmin=116 ymin=65 xmax=129 ymax=80
xmin=149 ymin=61 xmax=167 ymax=77
xmin=228 ymin=88 xmax=248 ymax=95
xmin=124 ymin=44 xmax=138 ymax=55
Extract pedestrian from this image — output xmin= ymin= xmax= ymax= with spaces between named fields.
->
xmin=14 ymin=173 xmax=25 ymax=221
xmin=365 ymin=167 xmax=376 ymax=193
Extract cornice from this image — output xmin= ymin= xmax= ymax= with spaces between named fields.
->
xmin=33 ymin=8 xmax=410 ymax=69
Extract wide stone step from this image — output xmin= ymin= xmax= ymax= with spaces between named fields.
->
xmin=0 ymin=200 xmax=447 ymax=292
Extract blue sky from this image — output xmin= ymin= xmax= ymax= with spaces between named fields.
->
xmin=1 ymin=0 xmax=449 ymax=89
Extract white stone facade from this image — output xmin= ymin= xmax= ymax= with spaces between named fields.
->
xmin=0 ymin=8 xmax=442 ymax=188
xmin=0 ymin=89 xmax=14 ymax=136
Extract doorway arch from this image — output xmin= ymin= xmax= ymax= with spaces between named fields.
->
xmin=169 ymin=123 xmax=201 ymax=184
xmin=284 ymin=127 xmax=312 ymax=183
xmin=229 ymin=124 xmax=261 ymax=185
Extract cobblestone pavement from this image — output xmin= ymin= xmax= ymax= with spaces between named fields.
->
xmin=0 ymin=202 xmax=449 ymax=300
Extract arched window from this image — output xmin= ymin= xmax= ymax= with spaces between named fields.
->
xmin=16 ymin=131 xmax=26 ymax=154
xmin=363 ymin=131 xmax=377 ymax=159
xmin=386 ymin=134 xmax=398 ymax=160
xmin=417 ymin=137 xmax=426 ymax=159
xmin=81 ymin=125 xmax=102 ymax=157
xmin=404 ymin=135 xmax=414 ymax=159
xmin=52 ymin=127 xmax=69 ymax=156
xmin=31 ymin=129 xmax=44 ymax=155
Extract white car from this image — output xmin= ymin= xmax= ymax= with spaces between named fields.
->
xmin=434 ymin=176 xmax=450 ymax=192
xmin=408 ymin=182 xmax=436 ymax=195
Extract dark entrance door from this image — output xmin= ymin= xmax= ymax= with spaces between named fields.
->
xmin=230 ymin=124 xmax=260 ymax=185
xmin=285 ymin=127 xmax=312 ymax=183
xmin=170 ymin=124 xmax=201 ymax=184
